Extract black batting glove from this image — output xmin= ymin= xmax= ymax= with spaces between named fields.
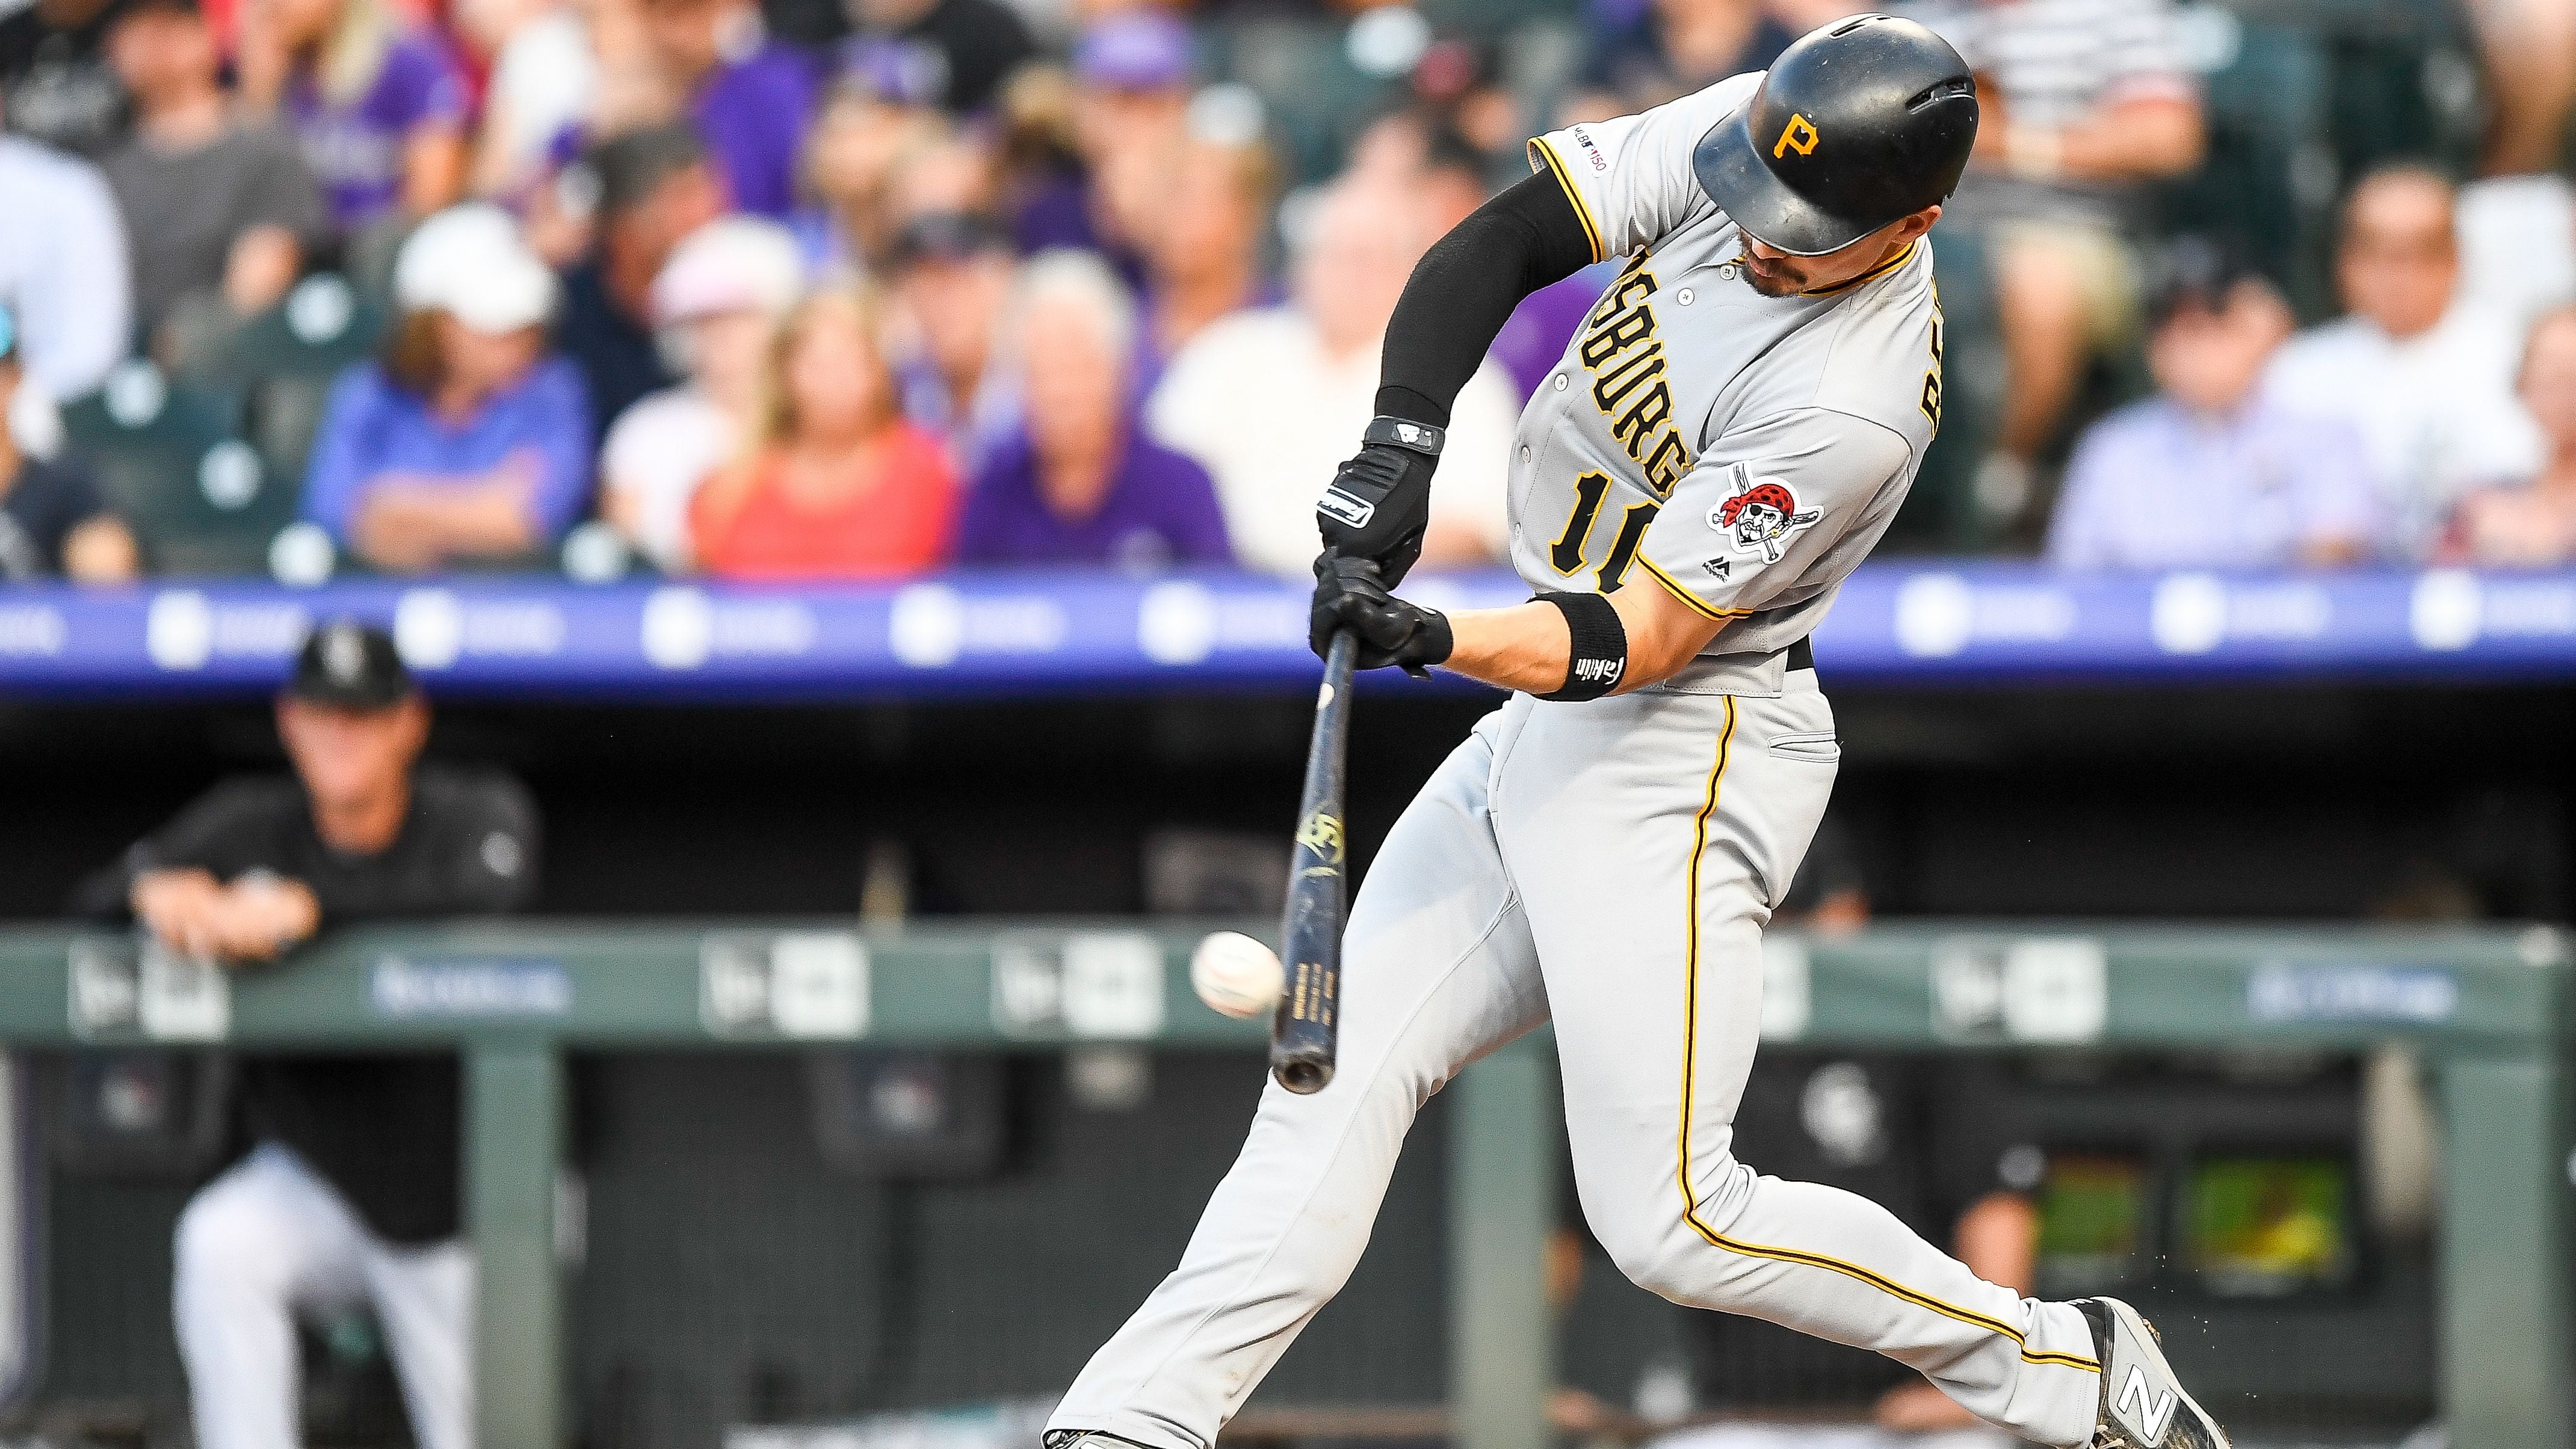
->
xmin=1311 ymin=554 xmax=1454 ymax=676
xmin=1315 ymin=416 xmax=1444 ymax=587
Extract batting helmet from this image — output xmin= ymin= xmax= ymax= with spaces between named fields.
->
xmin=1691 ymin=14 xmax=1978 ymax=256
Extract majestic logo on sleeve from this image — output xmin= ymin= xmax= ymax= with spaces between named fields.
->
xmin=1711 ymin=471 xmax=1821 ymax=563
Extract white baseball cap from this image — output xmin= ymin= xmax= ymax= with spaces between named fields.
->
xmin=394 ymin=203 xmax=559 ymax=335
xmin=650 ymin=215 xmax=807 ymax=326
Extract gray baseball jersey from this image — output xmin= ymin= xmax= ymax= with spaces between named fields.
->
xmin=1518 ymin=72 xmax=1945 ymax=661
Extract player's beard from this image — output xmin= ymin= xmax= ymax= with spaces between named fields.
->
xmin=1737 ymin=252 xmax=1808 ymax=296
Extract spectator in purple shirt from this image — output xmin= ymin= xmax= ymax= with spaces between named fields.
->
xmin=955 ymin=251 xmax=1229 ymax=572
xmin=237 ymin=0 xmax=467 ymax=237
xmin=303 ymin=206 xmax=593 ymax=573
xmin=635 ymin=0 xmax=817 ymax=217
xmin=2046 ymin=238 xmax=2377 ymax=572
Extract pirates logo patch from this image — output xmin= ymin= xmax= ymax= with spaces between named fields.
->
xmin=1710 ymin=469 xmax=1821 ymax=564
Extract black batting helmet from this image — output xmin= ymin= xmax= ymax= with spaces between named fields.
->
xmin=1691 ymin=14 xmax=1978 ymax=256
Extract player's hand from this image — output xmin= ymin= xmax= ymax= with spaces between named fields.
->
xmin=1315 ymin=438 xmax=1436 ymax=587
xmin=209 ymin=876 xmax=321 ymax=962
xmin=1311 ymin=555 xmax=1452 ymax=675
xmin=131 ymin=869 xmax=230 ymax=962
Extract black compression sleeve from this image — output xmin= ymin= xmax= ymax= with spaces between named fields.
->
xmin=1374 ymin=169 xmax=1599 ymax=430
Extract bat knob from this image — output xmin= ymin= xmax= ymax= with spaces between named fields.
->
xmin=1276 ymin=1058 xmax=1333 ymax=1095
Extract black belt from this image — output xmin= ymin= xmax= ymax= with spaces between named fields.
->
xmin=1787 ymin=637 xmax=1814 ymax=672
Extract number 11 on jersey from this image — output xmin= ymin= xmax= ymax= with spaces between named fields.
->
xmin=1549 ymin=470 xmax=1660 ymax=592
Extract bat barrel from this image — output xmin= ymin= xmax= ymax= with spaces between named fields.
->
xmin=1271 ymin=631 xmax=1356 ymax=1095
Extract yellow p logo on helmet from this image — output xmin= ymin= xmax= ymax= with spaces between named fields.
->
xmin=1773 ymin=113 xmax=1821 ymax=158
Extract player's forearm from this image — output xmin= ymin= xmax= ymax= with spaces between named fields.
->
xmin=1439 ymin=584 xmax=1727 ymax=696
xmin=1441 ymin=603 xmax=1575 ymax=693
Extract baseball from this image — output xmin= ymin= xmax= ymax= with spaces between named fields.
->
xmin=1191 ymin=931 xmax=1284 ymax=1019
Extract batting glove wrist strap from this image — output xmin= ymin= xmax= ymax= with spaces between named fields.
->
xmin=1317 ymin=421 xmax=1442 ymax=586
xmin=1532 ymin=591 xmax=1627 ymax=701
xmin=1361 ymin=415 xmax=1445 ymax=457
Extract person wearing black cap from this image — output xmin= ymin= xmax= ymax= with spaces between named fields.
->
xmin=1051 ymin=18 xmax=2229 ymax=1449
xmin=0 ymin=301 xmax=136 ymax=582
xmin=75 ymin=619 xmax=538 ymax=1449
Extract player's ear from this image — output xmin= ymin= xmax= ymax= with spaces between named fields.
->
xmin=1899 ymin=204 xmax=1942 ymax=244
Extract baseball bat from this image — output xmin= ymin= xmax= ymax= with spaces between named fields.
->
xmin=1271 ymin=629 xmax=1357 ymax=1094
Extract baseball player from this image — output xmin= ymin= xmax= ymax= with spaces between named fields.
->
xmin=1049 ymin=17 xmax=2225 ymax=1449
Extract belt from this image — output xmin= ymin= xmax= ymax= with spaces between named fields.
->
xmin=1787 ymin=637 xmax=1814 ymax=673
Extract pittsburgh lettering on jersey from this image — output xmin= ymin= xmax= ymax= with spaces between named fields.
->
xmin=1578 ymin=257 xmax=1693 ymax=496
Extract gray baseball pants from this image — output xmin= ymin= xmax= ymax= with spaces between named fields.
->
xmin=1051 ymin=669 xmax=2101 ymax=1449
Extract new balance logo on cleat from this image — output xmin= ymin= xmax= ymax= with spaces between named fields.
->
xmin=2117 ymin=1367 xmax=2179 ymax=1442
xmin=1043 ymin=1432 xmax=1154 ymax=1449
xmin=2077 ymin=1297 xmax=2230 ymax=1449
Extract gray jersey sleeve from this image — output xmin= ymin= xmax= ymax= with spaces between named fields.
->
xmin=1633 ymin=408 xmax=1912 ymax=622
xmin=1528 ymin=73 xmax=1761 ymax=264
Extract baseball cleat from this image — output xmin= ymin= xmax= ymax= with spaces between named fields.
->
xmin=1042 ymin=1432 xmax=1154 ymax=1449
xmin=2078 ymin=1297 xmax=2230 ymax=1449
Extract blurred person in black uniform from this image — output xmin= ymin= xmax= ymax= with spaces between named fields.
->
xmin=74 ymin=619 xmax=538 ymax=1449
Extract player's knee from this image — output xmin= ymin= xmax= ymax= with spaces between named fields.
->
xmin=1595 ymin=1217 xmax=1711 ymax=1304
xmin=175 ymin=1172 xmax=294 ymax=1296
xmin=1587 ymin=1193 xmax=1707 ymax=1303
xmin=1586 ymin=1157 xmax=1758 ymax=1305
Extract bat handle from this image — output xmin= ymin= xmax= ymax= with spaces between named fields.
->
xmin=1323 ymin=627 xmax=1357 ymax=680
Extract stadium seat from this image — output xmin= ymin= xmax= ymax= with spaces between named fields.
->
xmin=167 ymin=275 xmax=389 ymax=502
xmin=60 ymin=362 xmax=292 ymax=578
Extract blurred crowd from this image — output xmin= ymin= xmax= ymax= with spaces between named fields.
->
xmin=2 ymin=0 xmax=2575 ymax=589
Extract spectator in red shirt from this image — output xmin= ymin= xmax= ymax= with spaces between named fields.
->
xmin=690 ymin=285 xmax=957 ymax=578
xmin=2443 ymin=306 xmax=2576 ymax=566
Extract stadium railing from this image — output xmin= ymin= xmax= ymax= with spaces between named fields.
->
xmin=0 ymin=921 xmax=2564 ymax=1448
